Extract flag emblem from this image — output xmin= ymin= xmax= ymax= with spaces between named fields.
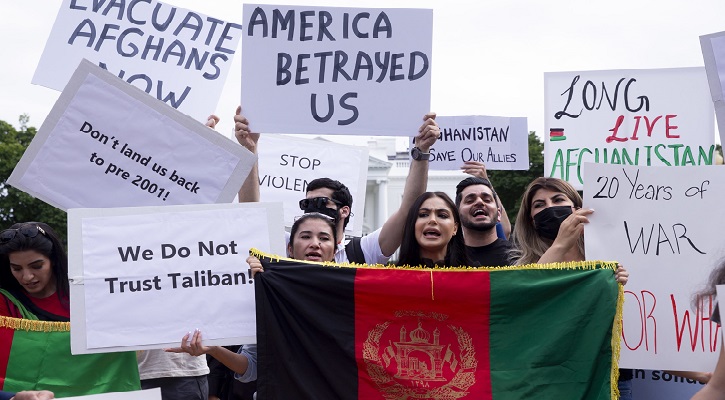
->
xmin=363 ymin=310 xmax=477 ymax=399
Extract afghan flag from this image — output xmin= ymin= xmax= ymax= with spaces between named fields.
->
xmin=252 ymin=250 xmax=623 ymax=400
xmin=0 ymin=317 xmax=140 ymax=397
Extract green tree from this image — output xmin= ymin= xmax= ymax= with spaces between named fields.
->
xmin=0 ymin=116 xmax=67 ymax=243
xmin=487 ymin=132 xmax=544 ymax=221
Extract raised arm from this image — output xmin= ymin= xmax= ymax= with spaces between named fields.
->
xmin=377 ymin=113 xmax=439 ymax=256
xmin=234 ymin=106 xmax=261 ymax=202
xmin=460 ymin=161 xmax=511 ymax=239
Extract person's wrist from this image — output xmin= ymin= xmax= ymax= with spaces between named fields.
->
xmin=206 ymin=346 xmax=222 ymax=357
xmin=411 ymin=146 xmax=430 ymax=161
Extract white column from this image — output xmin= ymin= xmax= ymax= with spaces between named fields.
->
xmin=376 ymin=178 xmax=388 ymax=230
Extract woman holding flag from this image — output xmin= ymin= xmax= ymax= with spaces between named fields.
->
xmin=167 ymin=212 xmax=339 ymax=396
xmin=511 ymin=177 xmax=630 ymax=398
xmin=0 ymin=221 xmax=140 ymax=396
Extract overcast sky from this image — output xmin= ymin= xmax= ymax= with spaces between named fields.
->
xmin=2 ymin=0 xmax=724 ymax=146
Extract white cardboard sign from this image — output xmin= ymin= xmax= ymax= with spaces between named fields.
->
xmin=700 ymin=31 xmax=725 ymax=148
xmin=68 ymin=203 xmax=286 ymax=354
xmin=62 ymin=388 xmax=161 ymax=400
xmin=33 ymin=0 xmax=242 ymax=121
xmin=241 ymin=4 xmax=432 ymax=136
xmin=418 ymin=115 xmax=529 ymax=171
xmin=257 ymin=134 xmax=368 ymax=236
xmin=545 ymin=68 xmax=715 ymax=189
xmin=10 ymin=60 xmax=255 ymax=209
xmin=583 ymin=162 xmax=723 ymax=371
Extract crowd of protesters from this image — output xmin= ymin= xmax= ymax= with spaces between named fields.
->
xmin=2 ymin=108 xmax=721 ymax=400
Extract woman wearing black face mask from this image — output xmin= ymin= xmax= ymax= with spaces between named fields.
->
xmin=511 ymin=177 xmax=631 ymax=399
xmin=510 ymin=177 xmax=628 ymax=279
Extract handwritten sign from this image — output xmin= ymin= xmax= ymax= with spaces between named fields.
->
xmin=33 ymin=0 xmax=242 ymax=121
xmin=10 ymin=60 xmax=255 ymax=209
xmin=241 ymin=4 xmax=432 ymax=136
xmin=583 ymin=162 xmax=723 ymax=371
xmin=417 ymin=115 xmax=529 ymax=170
xmin=68 ymin=203 xmax=286 ymax=354
xmin=545 ymin=68 xmax=715 ymax=189
xmin=700 ymin=31 xmax=725 ymax=147
xmin=257 ymin=134 xmax=368 ymax=236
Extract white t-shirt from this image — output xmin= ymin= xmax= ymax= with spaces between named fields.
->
xmin=335 ymin=228 xmax=388 ymax=264
xmin=137 ymin=349 xmax=209 ymax=380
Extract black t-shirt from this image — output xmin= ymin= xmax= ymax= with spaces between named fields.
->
xmin=466 ymin=238 xmax=514 ymax=267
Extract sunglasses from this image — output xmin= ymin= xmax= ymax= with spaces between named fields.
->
xmin=299 ymin=197 xmax=343 ymax=210
xmin=293 ymin=212 xmax=336 ymax=222
xmin=0 ymin=224 xmax=47 ymax=244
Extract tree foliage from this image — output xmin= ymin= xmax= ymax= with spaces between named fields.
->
xmin=487 ymin=132 xmax=544 ymax=222
xmin=0 ymin=117 xmax=67 ymax=243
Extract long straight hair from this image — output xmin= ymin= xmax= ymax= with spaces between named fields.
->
xmin=397 ymin=192 xmax=470 ymax=268
xmin=0 ymin=222 xmax=70 ymax=309
xmin=511 ymin=177 xmax=585 ymax=265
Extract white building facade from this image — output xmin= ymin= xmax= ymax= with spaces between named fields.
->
xmin=362 ymin=138 xmax=468 ymax=235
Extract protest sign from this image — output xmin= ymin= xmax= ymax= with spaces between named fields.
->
xmin=241 ymin=4 xmax=432 ymax=136
xmin=700 ymin=31 xmax=725 ymax=146
xmin=632 ymin=370 xmax=705 ymax=399
xmin=10 ymin=59 xmax=255 ymax=209
xmin=545 ymin=68 xmax=715 ymax=189
xmin=68 ymin=202 xmax=286 ymax=354
xmin=583 ymin=162 xmax=723 ymax=371
xmin=417 ymin=115 xmax=529 ymax=170
xmin=62 ymin=388 xmax=161 ymax=400
xmin=33 ymin=0 xmax=241 ymax=121
xmin=257 ymin=134 xmax=368 ymax=236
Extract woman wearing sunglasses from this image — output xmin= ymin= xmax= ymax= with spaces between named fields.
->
xmin=168 ymin=212 xmax=338 ymax=397
xmin=0 ymin=222 xmax=69 ymax=320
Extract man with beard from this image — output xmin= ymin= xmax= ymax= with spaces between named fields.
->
xmin=455 ymin=176 xmax=514 ymax=267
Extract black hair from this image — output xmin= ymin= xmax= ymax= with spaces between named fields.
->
xmin=288 ymin=213 xmax=338 ymax=260
xmin=397 ymin=192 xmax=470 ymax=268
xmin=306 ymin=178 xmax=353 ymax=229
xmin=0 ymin=222 xmax=69 ymax=311
xmin=455 ymin=177 xmax=497 ymax=208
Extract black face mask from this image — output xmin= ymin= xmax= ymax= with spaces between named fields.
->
xmin=533 ymin=206 xmax=573 ymax=240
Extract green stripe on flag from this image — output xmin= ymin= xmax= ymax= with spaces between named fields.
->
xmin=1 ymin=317 xmax=140 ymax=397
xmin=488 ymin=264 xmax=620 ymax=400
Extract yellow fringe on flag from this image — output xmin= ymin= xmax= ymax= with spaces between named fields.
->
xmin=0 ymin=315 xmax=70 ymax=332
xmin=611 ymin=283 xmax=625 ymax=400
xmin=249 ymin=248 xmax=618 ymax=272
xmin=250 ymin=248 xmax=624 ymax=399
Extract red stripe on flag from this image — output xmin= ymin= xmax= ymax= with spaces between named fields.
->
xmin=0 ymin=326 xmax=15 ymax=389
xmin=355 ymin=269 xmax=491 ymax=399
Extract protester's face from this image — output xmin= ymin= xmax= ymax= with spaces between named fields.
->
xmin=415 ymin=196 xmax=458 ymax=259
xmin=288 ymin=219 xmax=336 ymax=262
xmin=9 ymin=250 xmax=56 ymax=298
xmin=458 ymin=184 xmax=500 ymax=232
xmin=529 ymin=188 xmax=575 ymax=218
xmin=304 ymin=187 xmax=344 ymax=226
